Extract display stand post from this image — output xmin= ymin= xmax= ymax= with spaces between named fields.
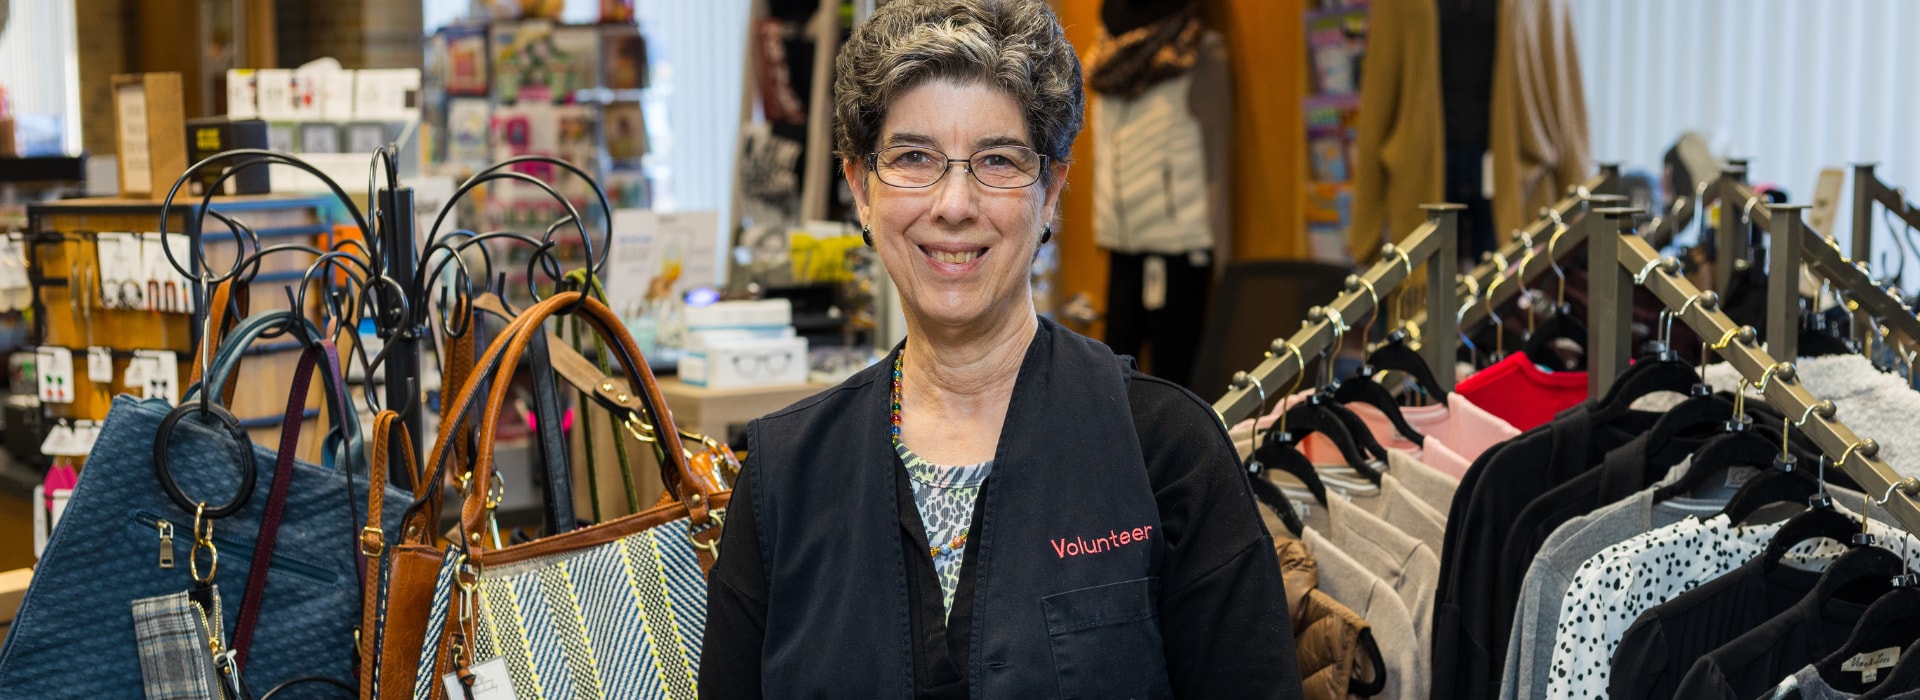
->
xmin=1766 ymin=204 xmax=1809 ymax=360
xmin=1587 ymin=207 xmax=1638 ymax=397
xmin=379 ymin=185 xmax=423 ymax=486
xmin=1421 ymin=204 xmax=1462 ymax=390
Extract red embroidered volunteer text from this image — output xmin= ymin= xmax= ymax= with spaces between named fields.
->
xmin=1050 ymin=526 xmax=1154 ymax=558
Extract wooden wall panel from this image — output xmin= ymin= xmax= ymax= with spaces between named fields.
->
xmin=1054 ymin=0 xmax=1308 ymax=342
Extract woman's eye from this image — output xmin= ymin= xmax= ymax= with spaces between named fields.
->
xmin=978 ymin=155 xmax=1013 ymax=168
xmin=894 ymin=149 xmax=935 ymax=165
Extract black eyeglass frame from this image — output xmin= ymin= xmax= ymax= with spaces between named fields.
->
xmin=864 ymin=145 xmax=1051 ymax=190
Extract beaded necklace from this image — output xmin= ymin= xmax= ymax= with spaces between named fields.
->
xmin=893 ymin=350 xmax=970 ymax=559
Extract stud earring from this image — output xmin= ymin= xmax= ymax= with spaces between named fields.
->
xmin=1040 ymin=226 xmax=1052 ymax=245
xmin=862 ymin=225 xmax=875 ymax=248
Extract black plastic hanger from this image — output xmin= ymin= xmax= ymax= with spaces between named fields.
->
xmin=1520 ymin=305 xmax=1589 ymax=372
xmin=1643 ymin=393 xmax=1737 ymax=456
xmin=1245 ymin=469 xmax=1305 ymax=536
xmin=1364 ymin=330 xmax=1448 ymax=401
xmin=1652 ymin=430 xmax=1780 ymax=502
xmin=1278 ymin=395 xmax=1386 ymax=484
xmin=1350 ymin=629 xmax=1388 ymax=696
xmin=1810 ymin=545 xmax=1906 ymax=606
xmin=1320 ymin=396 xmax=1392 ymax=466
xmin=1717 ymin=470 xmax=1820 ymax=525
xmin=1332 ymin=372 xmax=1427 ymax=445
xmin=1252 ymin=428 xmax=1332 ymax=507
xmin=1762 ymin=506 xmax=1864 ymax=572
xmin=1813 ymin=587 xmax=1920 ymax=692
xmin=1588 ymin=356 xmax=1705 ymax=422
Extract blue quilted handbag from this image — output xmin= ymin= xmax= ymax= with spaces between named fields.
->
xmin=407 ymin=293 xmax=727 ymax=700
xmin=0 ymin=311 xmax=410 ymax=697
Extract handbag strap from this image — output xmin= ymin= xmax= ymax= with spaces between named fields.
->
xmin=428 ymin=293 xmax=720 ymax=568
xmin=186 ymin=279 xmax=250 ymax=407
xmin=362 ymin=410 xmax=420 ymax=698
xmin=185 ymin=310 xmax=365 ymax=475
xmin=230 ymin=342 xmax=321 ymax=667
xmin=524 ymin=329 xmax=578 ymax=533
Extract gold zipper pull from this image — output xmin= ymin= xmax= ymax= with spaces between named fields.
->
xmin=157 ymin=520 xmax=175 ymax=569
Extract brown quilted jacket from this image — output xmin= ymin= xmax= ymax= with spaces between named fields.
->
xmin=1275 ymin=538 xmax=1382 ymax=699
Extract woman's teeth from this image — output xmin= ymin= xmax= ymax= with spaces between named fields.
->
xmin=929 ymin=249 xmax=982 ymax=264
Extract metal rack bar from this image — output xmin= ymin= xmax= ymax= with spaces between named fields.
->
xmin=1211 ymin=206 xmax=1461 ymax=426
xmin=1587 ymin=208 xmax=1636 ymax=396
xmin=1716 ymin=175 xmax=1920 ymax=357
xmin=1766 ymin=205 xmax=1808 ymax=360
xmin=1591 ymin=221 xmax=1920 ymax=534
xmin=1852 ymin=163 xmax=1920 ymax=263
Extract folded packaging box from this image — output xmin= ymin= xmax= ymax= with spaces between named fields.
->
xmin=685 ymin=299 xmax=791 ymax=330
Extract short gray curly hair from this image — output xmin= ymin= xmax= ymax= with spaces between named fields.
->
xmin=833 ymin=0 xmax=1084 ymax=175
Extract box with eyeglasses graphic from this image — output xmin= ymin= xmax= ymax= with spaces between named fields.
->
xmin=681 ymin=336 xmax=810 ymax=390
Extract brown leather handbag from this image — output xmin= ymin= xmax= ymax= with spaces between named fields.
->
xmin=367 ymin=292 xmax=727 ymax=699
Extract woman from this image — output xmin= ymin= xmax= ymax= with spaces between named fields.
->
xmin=700 ymin=1 xmax=1301 ymax=697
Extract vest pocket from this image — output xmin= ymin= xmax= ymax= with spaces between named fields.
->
xmin=1042 ymin=577 xmax=1171 ymax=699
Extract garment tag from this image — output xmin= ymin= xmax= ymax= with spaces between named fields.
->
xmin=1143 ymin=255 xmax=1167 ymax=311
xmin=1188 ymin=249 xmax=1210 ymax=268
xmin=37 ymin=347 xmax=74 ymax=404
xmin=1290 ymin=499 xmax=1312 ymax=520
xmin=87 ymin=346 xmax=114 ymax=384
xmin=1844 ymin=646 xmax=1901 ymax=683
xmin=443 ymin=658 xmax=519 ymax=700
xmin=1480 ymin=150 xmax=1495 ymax=200
xmin=32 ymin=485 xmax=47 ymax=557
xmin=1723 ymin=466 xmax=1760 ymax=489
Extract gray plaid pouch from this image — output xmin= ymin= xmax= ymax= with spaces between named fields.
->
xmin=131 ymin=590 xmax=223 ymax=700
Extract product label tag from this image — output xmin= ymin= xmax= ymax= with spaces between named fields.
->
xmin=88 ymin=347 xmax=114 ymax=384
xmin=1844 ymin=646 xmax=1901 ymax=683
xmin=1723 ymin=466 xmax=1761 ymax=489
xmin=443 ymin=658 xmax=519 ymax=700
xmin=1290 ymin=499 xmax=1312 ymax=520
xmin=37 ymin=347 xmax=73 ymax=404
xmin=1143 ymin=255 xmax=1167 ymax=311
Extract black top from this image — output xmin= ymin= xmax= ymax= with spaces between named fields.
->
xmin=700 ymin=368 xmax=1302 ymax=698
xmin=1608 ymin=550 xmax=1824 ymax=699
xmin=1429 ymin=404 xmax=1660 ymax=700
xmin=1436 ymin=0 xmax=1497 ymax=147
xmin=1670 ymin=579 xmax=1885 ymax=700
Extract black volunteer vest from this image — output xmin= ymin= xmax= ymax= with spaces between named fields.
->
xmin=747 ymin=317 xmax=1170 ymax=698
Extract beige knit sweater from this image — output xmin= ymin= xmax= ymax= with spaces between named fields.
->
xmin=1349 ymin=0 xmax=1445 ymax=260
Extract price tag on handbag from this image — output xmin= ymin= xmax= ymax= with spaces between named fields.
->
xmin=444 ymin=658 xmax=520 ymax=700
xmin=37 ymin=346 xmax=74 ymax=404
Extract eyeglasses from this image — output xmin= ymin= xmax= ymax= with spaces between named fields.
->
xmin=865 ymin=145 xmax=1048 ymax=190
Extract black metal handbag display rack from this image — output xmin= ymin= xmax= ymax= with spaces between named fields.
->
xmin=152 ymin=145 xmax=616 ymax=491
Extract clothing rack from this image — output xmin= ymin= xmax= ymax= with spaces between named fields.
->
xmin=1586 ymin=208 xmax=1920 ymax=535
xmin=1211 ymin=205 xmax=1461 ymax=426
xmin=1709 ymin=172 xmax=1920 ymax=362
xmin=1850 ymin=163 xmax=1920 ymax=267
xmin=1391 ymin=169 xmax=1619 ymax=349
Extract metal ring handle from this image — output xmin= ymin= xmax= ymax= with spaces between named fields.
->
xmin=153 ymin=400 xmax=257 ymax=519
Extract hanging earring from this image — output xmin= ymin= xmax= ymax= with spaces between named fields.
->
xmin=862 ymin=225 xmax=875 ymax=248
xmin=1040 ymin=226 xmax=1052 ymax=245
